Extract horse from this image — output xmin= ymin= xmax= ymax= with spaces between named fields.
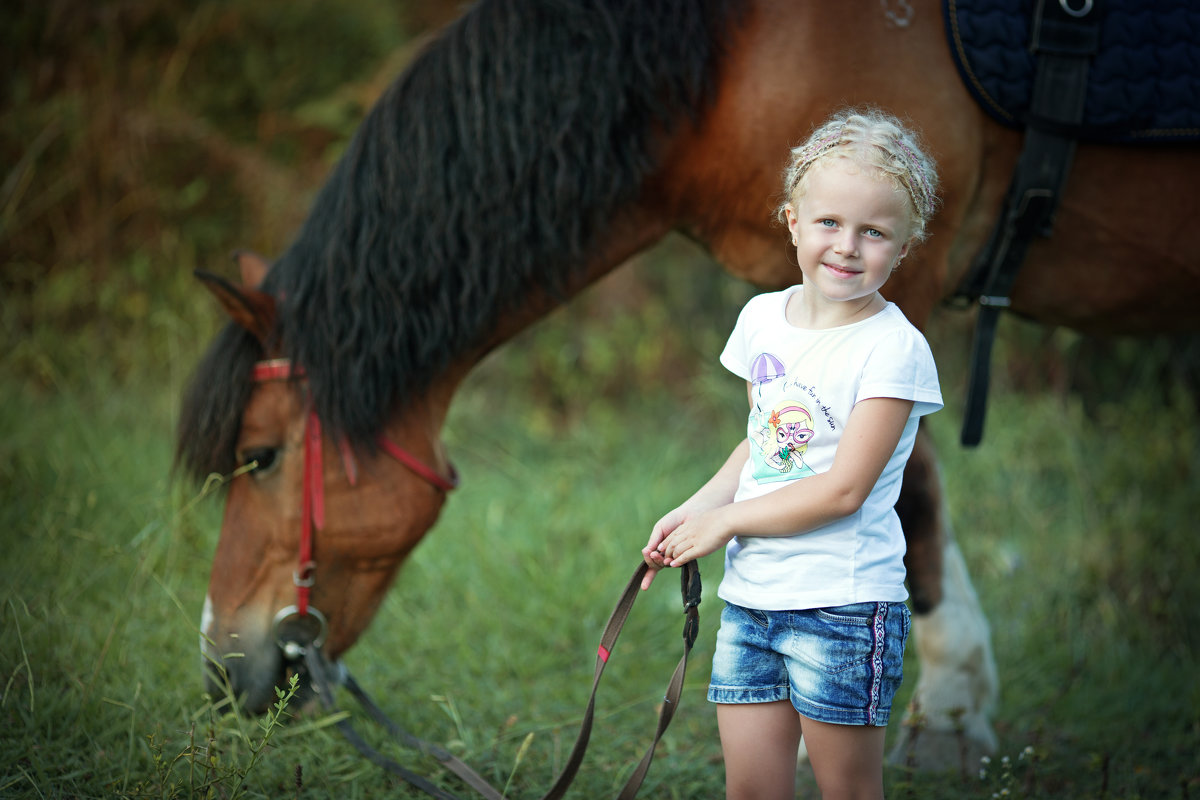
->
xmin=175 ymin=0 xmax=1200 ymax=771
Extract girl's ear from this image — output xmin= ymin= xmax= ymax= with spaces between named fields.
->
xmin=784 ymin=204 xmax=799 ymax=241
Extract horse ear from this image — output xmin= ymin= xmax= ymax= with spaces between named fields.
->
xmin=233 ymin=249 xmax=271 ymax=289
xmin=194 ymin=269 xmax=277 ymax=346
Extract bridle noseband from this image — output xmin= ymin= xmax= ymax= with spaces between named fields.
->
xmin=251 ymin=357 xmax=458 ymax=647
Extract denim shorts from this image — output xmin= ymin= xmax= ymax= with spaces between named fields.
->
xmin=707 ymin=601 xmax=911 ymax=726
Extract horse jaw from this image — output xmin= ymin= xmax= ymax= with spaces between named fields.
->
xmin=200 ymin=488 xmax=449 ymax=715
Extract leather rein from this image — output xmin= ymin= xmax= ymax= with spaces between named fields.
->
xmin=250 ymin=358 xmax=701 ymax=800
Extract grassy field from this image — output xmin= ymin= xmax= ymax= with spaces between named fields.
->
xmin=3 ymin=1 xmax=1199 ymax=796
xmin=3 ymin=267 xmax=1199 ymax=798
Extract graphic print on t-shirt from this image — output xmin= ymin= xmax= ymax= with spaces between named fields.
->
xmin=748 ymin=351 xmax=818 ymax=483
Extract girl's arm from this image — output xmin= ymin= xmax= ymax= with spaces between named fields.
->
xmin=655 ymin=396 xmax=915 ymax=569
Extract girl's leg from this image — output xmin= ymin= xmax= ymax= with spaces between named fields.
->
xmin=798 ymin=714 xmax=886 ymax=800
xmin=716 ymin=700 xmax=802 ymax=800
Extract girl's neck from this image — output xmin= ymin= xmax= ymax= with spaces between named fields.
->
xmin=786 ymin=286 xmax=886 ymax=330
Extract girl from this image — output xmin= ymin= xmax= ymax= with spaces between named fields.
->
xmin=641 ymin=108 xmax=942 ymax=800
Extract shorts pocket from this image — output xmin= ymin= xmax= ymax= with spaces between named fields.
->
xmin=815 ymin=602 xmax=879 ymax=622
xmin=808 ymin=603 xmax=880 ymax=674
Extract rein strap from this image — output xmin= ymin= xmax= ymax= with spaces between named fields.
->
xmin=304 ymin=561 xmax=701 ymax=800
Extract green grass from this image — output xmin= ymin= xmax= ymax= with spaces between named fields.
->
xmin=2 ymin=299 xmax=1199 ymax=798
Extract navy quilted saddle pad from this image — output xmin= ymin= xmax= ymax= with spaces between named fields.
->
xmin=944 ymin=0 xmax=1200 ymax=143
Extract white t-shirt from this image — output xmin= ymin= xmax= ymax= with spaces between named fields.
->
xmin=717 ymin=285 xmax=943 ymax=610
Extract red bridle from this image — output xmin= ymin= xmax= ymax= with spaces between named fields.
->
xmin=251 ymin=358 xmax=458 ymax=635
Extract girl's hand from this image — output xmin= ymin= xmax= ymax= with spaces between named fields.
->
xmin=640 ymin=437 xmax=749 ymax=591
xmin=657 ymin=508 xmax=733 ymax=570
xmin=641 ymin=508 xmax=687 ymax=590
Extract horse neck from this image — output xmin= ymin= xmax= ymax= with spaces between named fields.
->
xmin=475 ymin=210 xmax=676 ymax=355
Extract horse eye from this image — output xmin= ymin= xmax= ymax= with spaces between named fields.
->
xmin=239 ymin=447 xmax=280 ymax=477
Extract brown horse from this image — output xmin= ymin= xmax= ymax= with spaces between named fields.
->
xmin=176 ymin=0 xmax=1200 ymax=771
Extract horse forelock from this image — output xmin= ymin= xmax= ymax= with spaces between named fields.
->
xmin=175 ymin=321 xmax=261 ymax=482
xmin=177 ymin=0 xmax=745 ymax=471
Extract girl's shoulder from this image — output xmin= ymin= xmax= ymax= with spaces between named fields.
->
xmin=730 ymin=286 xmax=797 ymax=334
xmin=740 ymin=285 xmax=798 ymax=314
xmin=862 ymin=306 xmax=939 ymax=375
xmin=873 ymin=303 xmax=930 ymax=340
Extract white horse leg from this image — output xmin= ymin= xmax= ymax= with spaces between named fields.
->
xmin=888 ymin=531 xmax=998 ymax=771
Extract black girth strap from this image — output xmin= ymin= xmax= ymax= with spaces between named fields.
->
xmin=304 ymin=560 xmax=701 ymax=800
xmin=956 ymin=0 xmax=1102 ymax=446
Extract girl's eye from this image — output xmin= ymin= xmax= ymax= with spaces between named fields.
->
xmin=819 ymin=219 xmax=836 ymax=228
xmin=866 ymin=228 xmax=884 ymax=238
xmin=238 ymin=447 xmax=281 ymax=478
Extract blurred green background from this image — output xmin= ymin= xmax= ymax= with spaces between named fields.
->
xmin=3 ymin=1 xmax=1198 ymax=797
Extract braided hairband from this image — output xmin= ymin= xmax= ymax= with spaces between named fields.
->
xmin=893 ymin=139 xmax=936 ymax=222
xmin=792 ymin=124 xmax=935 ymax=224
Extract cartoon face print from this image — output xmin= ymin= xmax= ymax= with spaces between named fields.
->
xmin=755 ymin=402 xmax=817 ymax=479
xmin=774 ymin=411 xmax=815 ymax=460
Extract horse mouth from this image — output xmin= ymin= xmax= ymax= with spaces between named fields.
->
xmin=200 ymin=605 xmax=333 ymax=715
xmin=202 ymin=649 xmax=323 ymax=715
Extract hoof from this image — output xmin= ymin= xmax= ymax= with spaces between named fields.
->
xmin=887 ymin=710 xmax=997 ymax=773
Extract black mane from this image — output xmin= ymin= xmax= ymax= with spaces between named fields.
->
xmin=176 ymin=0 xmax=742 ymax=481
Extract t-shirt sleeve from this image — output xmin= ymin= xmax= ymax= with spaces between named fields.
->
xmin=719 ymin=297 xmax=759 ymax=381
xmin=857 ymin=324 xmax=943 ymax=417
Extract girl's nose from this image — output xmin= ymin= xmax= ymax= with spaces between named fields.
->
xmin=833 ymin=231 xmax=858 ymax=256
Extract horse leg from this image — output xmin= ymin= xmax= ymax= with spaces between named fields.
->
xmin=889 ymin=428 xmax=999 ymax=771
xmin=898 ymin=424 xmax=944 ymax=614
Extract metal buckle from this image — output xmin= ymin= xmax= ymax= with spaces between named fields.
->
xmin=1058 ymin=0 xmax=1094 ymax=18
xmin=272 ymin=605 xmax=328 ymax=659
xmin=293 ymin=561 xmax=317 ymax=588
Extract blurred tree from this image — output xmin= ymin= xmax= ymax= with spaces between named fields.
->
xmin=1 ymin=0 xmax=412 ymax=382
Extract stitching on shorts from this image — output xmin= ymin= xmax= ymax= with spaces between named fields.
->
xmin=866 ymin=603 xmax=887 ymax=725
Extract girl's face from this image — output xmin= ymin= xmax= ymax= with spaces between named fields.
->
xmin=785 ymin=158 xmax=914 ymax=310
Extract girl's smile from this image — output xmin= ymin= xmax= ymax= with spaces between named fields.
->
xmin=822 ymin=261 xmax=862 ymax=278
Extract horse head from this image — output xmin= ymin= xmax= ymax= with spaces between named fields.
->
xmin=188 ymin=252 xmax=459 ymax=713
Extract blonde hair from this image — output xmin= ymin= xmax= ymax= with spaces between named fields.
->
xmin=777 ymin=108 xmax=940 ymax=241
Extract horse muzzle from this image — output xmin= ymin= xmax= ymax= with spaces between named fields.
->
xmin=200 ymin=604 xmax=333 ymax=714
